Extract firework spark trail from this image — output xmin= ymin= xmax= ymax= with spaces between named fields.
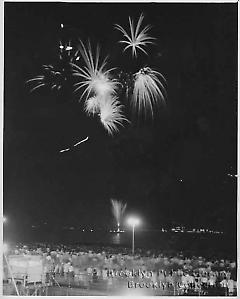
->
xmin=59 ymin=136 xmax=89 ymax=152
xmin=115 ymin=13 xmax=155 ymax=57
xmin=73 ymin=136 xmax=89 ymax=147
xmin=111 ymin=199 xmax=127 ymax=228
xmin=59 ymin=148 xmax=70 ymax=153
xmin=132 ymin=67 xmax=167 ymax=117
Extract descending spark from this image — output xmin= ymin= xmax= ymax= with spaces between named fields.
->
xmin=71 ymin=40 xmax=118 ymax=101
xmin=132 ymin=67 xmax=167 ymax=117
xmin=115 ymin=13 xmax=155 ymax=57
xmin=73 ymin=136 xmax=89 ymax=147
xmin=99 ymin=96 xmax=129 ymax=135
xmin=60 ymin=148 xmax=70 ymax=153
xmin=111 ymin=199 xmax=127 ymax=230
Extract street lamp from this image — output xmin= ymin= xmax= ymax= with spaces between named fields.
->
xmin=127 ymin=217 xmax=140 ymax=255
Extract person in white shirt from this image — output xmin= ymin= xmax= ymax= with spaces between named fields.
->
xmin=220 ymin=278 xmax=228 ymax=296
xmin=102 ymin=268 xmax=108 ymax=280
xmin=63 ymin=262 xmax=70 ymax=279
xmin=227 ymin=279 xmax=234 ymax=296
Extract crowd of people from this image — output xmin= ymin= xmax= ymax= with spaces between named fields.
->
xmin=4 ymin=242 xmax=237 ymax=296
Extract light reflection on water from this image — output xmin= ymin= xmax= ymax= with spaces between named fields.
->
xmin=11 ymin=230 xmax=231 ymax=257
xmin=112 ymin=233 xmax=121 ymax=245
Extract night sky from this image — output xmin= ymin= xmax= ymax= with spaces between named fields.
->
xmin=4 ymin=3 xmax=237 ymax=235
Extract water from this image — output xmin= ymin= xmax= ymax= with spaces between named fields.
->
xmin=5 ymin=228 xmax=236 ymax=259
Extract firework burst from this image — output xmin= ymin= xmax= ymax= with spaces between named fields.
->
xmin=115 ymin=13 xmax=155 ymax=58
xmin=27 ymin=15 xmax=168 ymax=136
xmin=132 ymin=67 xmax=167 ymax=117
xmin=84 ymin=96 xmax=100 ymax=115
xmin=26 ymin=64 xmax=65 ymax=93
xmin=99 ymin=96 xmax=129 ymax=135
xmin=26 ymin=41 xmax=78 ymax=93
xmin=71 ymin=41 xmax=118 ymax=101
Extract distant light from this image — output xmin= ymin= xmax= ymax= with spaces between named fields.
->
xmin=76 ymin=57 xmax=80 ymax=61
xmin=59 ymin=45 xmax=64 ymax=49
xmin=3 ymin=243 xmax=8 ymax=253
xmin=65 ymin=46 xmax=73 ymax=51
xmin=127 ymin=217 xmax=140 ymax=227
xmin=90 ymin=229 xmax=93 ymax=232
xmin=61 ymin=23 xmax=64 ymax=28
xmin=82 ymin=229 xmax=85 ymax=232
xmin=227 ymin=173 xmax=238 ymax=178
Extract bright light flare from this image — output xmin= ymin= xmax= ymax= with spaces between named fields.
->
xmin=99 ymin=96 xmax=129 ymax=135
xmin=127 ymin=216 xmax=140 ymax=227
xmin=115 ymin=13 xmax=155 ymax=57
xmin=132 ymin=67 xmax=167 ymax=117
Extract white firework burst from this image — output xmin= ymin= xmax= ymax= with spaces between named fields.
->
xmin=132 ymin=67 xmax=167 ymax=117
xmin=84 ymin=96 xmax=100 ymax=115
xmin=99 ymin=96 xmax=129 ymax=135
xmin=115 ymin=13 xmax=155 ymax=57
xmin=71 ymin=41 xmax=119 ymax=100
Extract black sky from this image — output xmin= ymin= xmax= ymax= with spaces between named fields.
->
xmin=4 ymin=3 xmax=237 ymax=234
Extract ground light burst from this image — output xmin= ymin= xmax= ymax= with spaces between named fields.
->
xmin=110 ymin=199 xmax=127 ymax=231
xmin=99 ymin=96 xmax=128 ymax=135
xmin=132 ymin=67 xmax=167 ymax=117
xmin=115 ymin=13 xmax=155 ymax=57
